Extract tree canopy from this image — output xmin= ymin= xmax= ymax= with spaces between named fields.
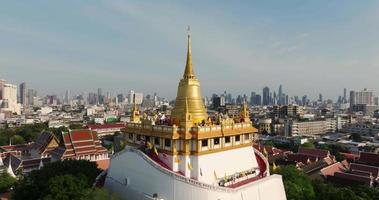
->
xmin=300 ymin=142 xmax=315 ymax=149
xmin=12 ymin=159 xmax=102 ymax=200
xmin=274 ymin=164 xmax=379 ymax=200
xmin=0 ymin=171 xmax=16 ymax=193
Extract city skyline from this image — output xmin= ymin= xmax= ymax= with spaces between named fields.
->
xmin=1 ymin=1 xmax=379 ymax=99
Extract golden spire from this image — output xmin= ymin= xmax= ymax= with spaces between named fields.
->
xmin=131 ymin=94 xmax=140 ymax=123
xmin=184 ymin=26 xmax=194 ymax=79
xmin=171 ymin=28 xmax=208 ymax=124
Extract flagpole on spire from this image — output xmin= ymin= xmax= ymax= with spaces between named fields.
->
xmin=184 ymin=25 xmax=194 ymax=79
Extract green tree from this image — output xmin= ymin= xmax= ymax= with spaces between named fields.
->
xmin=275 ymin=165 xmax=315 ymax=200
xmin=300 ymin=142 xmax=315 ymax=149
xmin=0 ymin=171 xmax=17 ymax=193
xmin=11 ymin=135 xmax=25 ymax=145
xmin=43 ymin=174 xmax=88 ymax=200
xmin=12 ymin=160 xmax=101 ymax=200
xmin=82 ymin=188 xmax=120 ymax=200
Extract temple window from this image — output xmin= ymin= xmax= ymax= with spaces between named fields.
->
xmin=214 ymin=138 xmax=220 ymax=145
xmin=244 ymin=133 xmax=249 ymax=140
xmin=225 ymin=136 xmax=231 ymax=143
xmin=201 ymin=139 xmax=208 ymax=147
xmin=154 ymin=137 xmax=160 ymax=145
xmin=164 ymin=139 xmax=171 ymax=147
xmin=136 ymin=135 xmax=141 ymax=141
xmin=146 ymin=136 xmax=151 ymax=143
xmin=128 ymin=133 xmax=133 ymax=140
xmin=235 ymin=135 xmax=241 ymax=142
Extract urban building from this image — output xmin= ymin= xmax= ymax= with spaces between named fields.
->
xmin=262 ymin=86 xmax=270 ymax=106
xmin=19 ymin=82 xmax=27 ymax=106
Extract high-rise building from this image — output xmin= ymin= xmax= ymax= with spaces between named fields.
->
xmin=0 ymin=79 xmax=6 ymax=100
xmin=262 ymin=86 xmax=270 ymax=106
xmin=97 ymin=88 xmax=103 ymax=104
xmin=27 ymin=89 xmax=36 ymax=106
xmin=343 ymin=88 xmax=347 ymax=103
xmin=250 ymin=92 xmax=256 ymax=106
xmin=133 ymin=93 xmax=143 ymax=105
xmin=19 ymin=82 xmax=27 ymax=106
xmin=318 ymin=93 xmax=323 ymax=102
xmin=255 ymin=94 xmax=262 ymax=105
xmin=278 ymin=85 xmax=283 ymax=105
xmin=1 ymin=83 xmax=20 ymax=114
xmin=350 ymin=88 xmax=374 ymax=106
xmin=64 ymin=90 xmax=70 ymax=105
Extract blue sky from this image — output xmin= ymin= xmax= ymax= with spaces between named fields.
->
xmin=1 ymin=1 xmax=379 ymax=99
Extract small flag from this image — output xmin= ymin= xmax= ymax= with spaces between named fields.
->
xmin=187 ymin=162 xmax=193 ymax=171
xmin=273 ymin=162 xmax=278 ymax=171
xmin=263 ymin=147 xmax=268 ymax=156
xmin=153 ymin=146 xmax=159 ymax=156
xmin=200 ymin=168 xmax=203 ymax=176
xmin=224 ymin=173 xmax=227 ymax=182
xmin=146 ymin=141 xmax=153 ymax=149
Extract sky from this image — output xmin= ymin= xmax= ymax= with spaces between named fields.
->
xmin=1 ymin=0 xmax=379 ymax=100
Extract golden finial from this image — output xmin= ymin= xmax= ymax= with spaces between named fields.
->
xmin=184 ymin=26 xmax=194 ymax=79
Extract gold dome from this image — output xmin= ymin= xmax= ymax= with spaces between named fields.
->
xmin=171 ymin=31 xmax=208 ymax=124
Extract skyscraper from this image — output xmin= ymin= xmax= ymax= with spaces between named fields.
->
xmin=64 ymin=90 xmax=70 ymax=105
xmin=0 ymin=79 xmax=5 ymax=99
xmin=350 ymin=88 xmax=374 ymax=106
xmin=97 ymin=88 xmax=103 ymax=104
xmin=343 ymin=88 xmax=347 ymax=103
xmin=278 ymin=85 xmax=283 ymax=105
xmin=19 ymin=82 xmax=27 ymax=106
xmin=263 ymin=86 xmax=270 ymax=106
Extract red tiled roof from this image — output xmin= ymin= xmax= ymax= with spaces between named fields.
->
xmin=287 ymin=153 xmax=316 ymax=164
xmin=320 ymin=162 xmax=347 ymax=178
xmin=350 ymin=163 xmax=379 ymax=178
xmin=57 ymin=129 xmax=108 ymax=160
xmin=359 ymin=152 xmax=379 ymax=165
xmin=70 ymin=130 xmax=94 ymax=141
xmin=298 ymin=148 xmax=329 ymax=158
xmin=332 ymin=172 xmax=372 ymax=185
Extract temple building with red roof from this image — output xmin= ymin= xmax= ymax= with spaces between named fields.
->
xmin=1 ymin=129 xmax=110 ymax=175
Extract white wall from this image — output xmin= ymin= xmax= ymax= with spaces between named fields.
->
xmin=105 ymin=147 xmax=286 ymax=200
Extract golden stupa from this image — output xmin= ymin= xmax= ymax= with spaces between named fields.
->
xmin=171 ymin=31 xmax=208 ymax=124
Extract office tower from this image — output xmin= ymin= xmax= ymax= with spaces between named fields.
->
xmin=128 ymin=90 xmax=135 ymax=104
xmin=0 ymin=79 xmax=5 ymax=100
xmin=19 ymin=82 xmax=27 ymax=106
xmin=302 ymin=95 xmax=307 ymax=106
xmin=250 ymin=92 xmax=256 ymax=106
xmin=278 ymin=85 xmax=283 ymax=105
xmin=255 ymin=94 xmax=262 ymax=105
xmin=97 ymin=88 xmax=103 ymax=104
xmin=133 ymin=92 xmax=144 ymax=105
xmin=350 ymin=88 xmax=374 ymax=106
xmin=117 ymin=94 xmax=124 ymax=104
xmin=318 ymin=93 xmax=323 ymax=102
xmin=263 ymin=86 xmax=270 ymax=106
xmin=64 ymin=90 xmax=70 ymax=105
xmin=343 ymin=88 xmax=347 ymax=103
xmin=2 ymin=84 xmax=20 ymax=114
